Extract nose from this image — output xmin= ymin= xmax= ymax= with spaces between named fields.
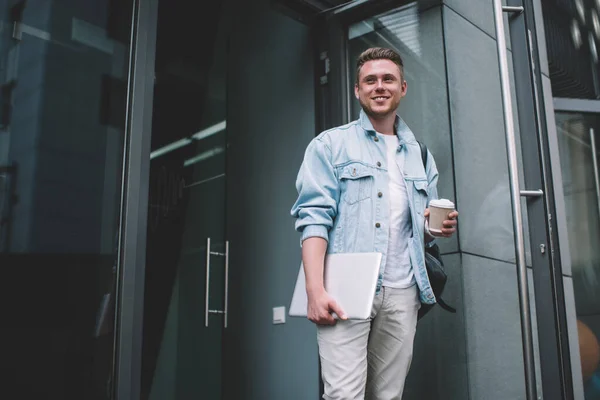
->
xmin=375 ymin=79 xmax=385 ymax=90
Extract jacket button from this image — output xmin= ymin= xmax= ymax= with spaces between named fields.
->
xmin=375 ymin=223 xmax=381 ymax=228
xmin=374 ymin=136 xmax=379 ymax=142
xmin=378 ymin=192 xmax=383 ymax=198
xmin=377 ymin=161 xmax=381 ymax=167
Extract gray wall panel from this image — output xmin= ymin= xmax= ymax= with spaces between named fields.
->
xmin=462 ymin=253 xmax=526 ymax=399
xmin=224 ymin=0 xmax=318 ymax=398
xmin=444 ymin=6 xmax=516 ymax=263
xmin=405 ymin=253 xmax=469 ymax=399
xmin=443 ymin=0 xmax=511 ymax=49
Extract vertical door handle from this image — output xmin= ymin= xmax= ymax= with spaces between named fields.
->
xmin=205 ymin=237 xmax=212 ymax=327
xmin=224 ymin=241 xmax=229 ymax=328
xmin=204 ymin=237 xmax=229 ymax=328
xmin=492 ymin=2 xmax=537 ymax=399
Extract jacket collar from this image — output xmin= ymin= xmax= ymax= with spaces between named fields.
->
xmin=359 ymin=109 xmax=416 ymax=144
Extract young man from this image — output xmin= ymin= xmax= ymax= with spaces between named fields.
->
xmin=291 ymin=47 xmax=458 ymax=399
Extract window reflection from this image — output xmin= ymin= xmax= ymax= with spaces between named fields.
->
xmin=555 ymin=112 xmax=600 ymax=398
xmin=544 ymin=0 xmax=600 ymax=98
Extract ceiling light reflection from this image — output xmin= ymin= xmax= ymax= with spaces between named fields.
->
xmin=590 ymin=32 xmax=598 ymax=63
xmin=184 ymin=146 xmax=225 ymax=167
xmin=593 ymin=10 xmax=600 ymax=39
xmin=576 ymin=0 xmax=585 ymax=21
xmin=150 ymin=120 xmax=226 ymax=160
xmin=572 ymin=19 xmax=583 ymax=49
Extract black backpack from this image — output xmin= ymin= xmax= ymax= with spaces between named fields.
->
xmin=416 ymin=141 xmax=457 ymax=320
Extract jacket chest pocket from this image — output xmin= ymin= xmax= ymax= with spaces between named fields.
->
xmin=339 ymin=163 xmax=374 ymax=205
xmin=411 ymin=179 xmax=429 ymax=210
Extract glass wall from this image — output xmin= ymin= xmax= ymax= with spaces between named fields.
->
xmin=555 ymin=112 xmax=600 ymax=398
xmin=0 ymin=0 xmax=134 ymax=398
xmin=543 ymin=0 xmax=600 ymax=397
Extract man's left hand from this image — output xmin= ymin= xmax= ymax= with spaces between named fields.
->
xmin=424 ymin=209 xmax=459 ymax=238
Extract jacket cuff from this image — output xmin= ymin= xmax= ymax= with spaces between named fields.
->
xmin=300 ymin=225 xmax=329 ymax=245
xmin=424 ymin=219 xmax=436 ymax=245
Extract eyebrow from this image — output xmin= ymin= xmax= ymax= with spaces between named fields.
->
xmin=362 ymin=74 xmax=398 ymax=81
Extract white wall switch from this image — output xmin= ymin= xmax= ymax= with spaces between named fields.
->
xmin=273 ymin=306 xmax=286 ymax=324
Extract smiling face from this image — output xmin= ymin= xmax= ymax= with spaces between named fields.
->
xmin=354 ymin=59 xmax=407 ymax=120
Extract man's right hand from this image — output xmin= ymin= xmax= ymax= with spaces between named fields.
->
xmin=301 ymin=237 xmax=347 ymax=325
xmin=307 ymin=288 xmax=347 ymax=325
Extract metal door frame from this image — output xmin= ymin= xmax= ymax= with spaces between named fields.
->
xmin=505 ymin=1 xmax=574 ymax=398
xmin=314 ymin=1 xmax=574 ymax=399
xmin=112 ymin=0 xmax=159 ymax=399
xmin=554 ymin=97 xmax=600 ymax=114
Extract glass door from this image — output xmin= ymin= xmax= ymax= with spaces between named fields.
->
xmin=315 ymin=0 xmax=571 ymax=399
xmin=0 ymin=0 xmax=136 ymax=398
xmin=139 ymin=0 xmax=229 ymax=399
xmin=554 ymin=109 xmax=600 ymax=399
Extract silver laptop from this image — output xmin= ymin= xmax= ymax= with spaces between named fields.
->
xmin=289 ymin=252 xmax=382 ymax=320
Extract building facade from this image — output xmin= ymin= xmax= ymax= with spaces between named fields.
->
xmin=0 ymin=0 xmax=599 ymax=399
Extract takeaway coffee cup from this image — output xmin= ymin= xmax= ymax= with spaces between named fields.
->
xmin=428 ymin=199 xmax=455 ymax=234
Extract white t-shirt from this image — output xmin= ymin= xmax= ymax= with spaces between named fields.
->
xmin=381 ymin=134 xmax=415 ymax=288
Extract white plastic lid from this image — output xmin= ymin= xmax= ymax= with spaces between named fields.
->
xmin=429 ymin=199 xmax=455 ymax=209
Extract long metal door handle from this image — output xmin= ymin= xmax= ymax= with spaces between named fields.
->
xmin=205 ymin=238 xmax=229 ymax=328
xmin=205 ymin=237 xmax=211 ymax=327
xmin=492 ymin=2 xmax=537 ymax=399
xmin=224 ymin=241 xmax=229 ymax=328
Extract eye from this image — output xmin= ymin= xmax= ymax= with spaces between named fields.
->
xmin=366 ymin=78 xmax=376 ymax=84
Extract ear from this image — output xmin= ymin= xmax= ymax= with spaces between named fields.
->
xmin=401 ymin=80 xmax=408 ymax=97
xmin=354 ymin=84 xmax=359 ymax=99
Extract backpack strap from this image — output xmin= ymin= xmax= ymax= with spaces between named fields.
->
xmin=437 ymin=298 xmax=457 ymax=313
xmin=417 ymin=140 xmax=428 ymax=169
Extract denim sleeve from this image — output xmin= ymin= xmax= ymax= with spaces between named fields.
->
xmin=290 ymin=137 xmax=339 ymax=245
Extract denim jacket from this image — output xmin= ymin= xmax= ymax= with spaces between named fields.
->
xmin=291 ymin=110 xmax=439 ymax=305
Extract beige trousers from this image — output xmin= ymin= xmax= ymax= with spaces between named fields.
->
xmin=317 ymin=285 xmax=421 ymax=400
